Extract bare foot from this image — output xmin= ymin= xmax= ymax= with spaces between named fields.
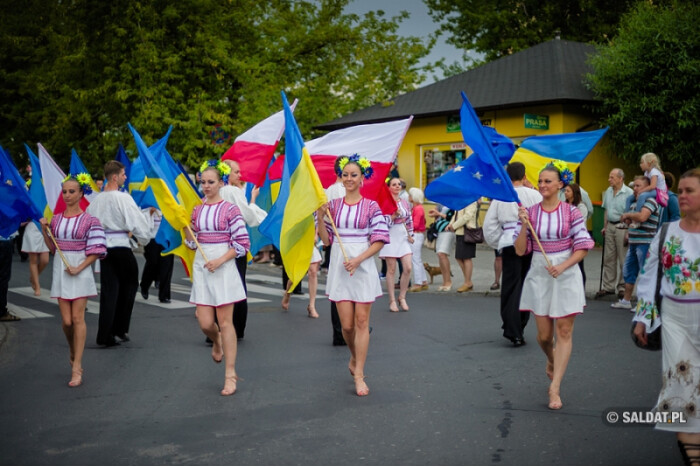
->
xmin=211 ymin=333 xmax=223 ymax=363
xmin=281 ymin=292 xmax=291 ymax=311
xmin=546 ymin=360 xmax=554 ymax=381
xmin=354 ymin=375 xmax=369 ymax=397
xmin=68 ymin=368 xmax=83 ymax=387
xmin=34 ymin=288 xmax=41 ymax=297
xmin=221 ymin=375 xmax=237 ymax=396
xmin=548 ymin=388 xmax=562 ymax=410
xmin=389 ymin=300 xmax=399 ymax=312
xmin=307 ymin=305 xmax=319 ymax=318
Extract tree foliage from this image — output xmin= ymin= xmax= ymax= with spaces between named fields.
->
xmin=425 ymin=0 xmax=636 ymax=63
xmin=586 ymin=1 xmax=700 ymax=171
xmin=0 ymin=0 xmax=431 ymax=172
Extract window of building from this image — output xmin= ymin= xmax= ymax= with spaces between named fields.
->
xmin=420 ymin=143 xmax=468 ymax=188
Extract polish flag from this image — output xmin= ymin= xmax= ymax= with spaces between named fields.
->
xmin=38 ymin=143 xmax=89 ymax=217
xmin=221 ymin=99 xmax=297 ymax=187
xmin=270 ymin=117 xmax=413 ymax=214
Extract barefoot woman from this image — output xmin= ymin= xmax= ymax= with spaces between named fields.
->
xmin=317 ymin=154 xmax=389 ymax=396
xmin=514 ymin=161 xmax=594 ymax=410
xmin=186 ymin=160 xmax=250 ymax=396
xmin=40 ymin=176 xmax=106 ymax=387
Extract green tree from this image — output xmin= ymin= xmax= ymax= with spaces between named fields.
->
xmin=586 ymin=1 xmax=700 ymax=171
xmin=0 ymin=0 xmax=431 ymax=173
xmin=425 ymin=0 xmax=636 ymax=63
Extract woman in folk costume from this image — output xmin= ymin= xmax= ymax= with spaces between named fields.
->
xmin=21 ymin=218 xmax=49 ymax=296
xmin=514 ymin=161 xmax=594 ymax=410
xmin=379 ymin=177 xmax=414 ymax=312
xmin=281 ymin=228 xmax=323 ymax=319
xmin=39 ymin=175 xmax=106 ymax=387
xmin=317 ymin=154 xmax=389 ymax=397
xmin=185 ymin=161 xmax=250 ymax=396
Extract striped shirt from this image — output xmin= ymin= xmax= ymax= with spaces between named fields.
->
xmin=187 ymin=200 xmax=250 ymax=257
xmin=50 ymin=212 xmax=107 ymax=258
xmin=324 ymin=197 xmax=390 ymax=245
xmin=515 ymin=202 xmax=594 ymax=254
xmin=628 ymin=197 xmax=660 ymax=244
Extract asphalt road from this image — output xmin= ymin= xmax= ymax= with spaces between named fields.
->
xmin=0 ymin=252 xmax=680 ymax=465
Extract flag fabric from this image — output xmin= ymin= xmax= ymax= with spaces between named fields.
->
xmin=0 ymin=146 xmax=42 ymax=237
xmin=510 ymin=128 xmax=608 ymax=188
xmin=245 ymin=160 xmax=279 ymax=257
xmin=221 ymin=100 xmax=296 ymax=187
xmin=128 ymin=129 xmax=175 ymax=210
xmin=425 ymin=92 xmax=520 ymax=210
xmin=37 ymin=143 xmax=89 ymax=217
xmin=24 ymin=144 xmax=49 ymax=222
xmin=258 ymin=92 xmax=327 ymax=291
xmin=127 ymin=123 xmax=200 ymax=278
xmin=115 ymin=144 xmax=132 ymax=192
xmin=269 ymin=117 xmax=413 ymax=214
xmin=69 ymin=149 xmax=100 ymax=202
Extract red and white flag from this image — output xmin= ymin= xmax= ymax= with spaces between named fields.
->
xmin=221 ymin=99 xmax=297 ymax=187
xmin=38 ymin=143 xmax=89 ymax=217
xmin=270 ymin=116 xmax=413 ymax=214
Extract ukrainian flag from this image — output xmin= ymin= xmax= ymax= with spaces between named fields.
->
xmin=69 ymin=149 xmax=101 ymax=199
xmin=510 ymin=128 xmax=608 ymax=187
xmin=259 ymin=92 xmax=326 ymax=291
xmin=128 ymin=123 xmax=199 ymax=277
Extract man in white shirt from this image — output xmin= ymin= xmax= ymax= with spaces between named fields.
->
xmin=87 ymin=160 xmax=152 ymax=346
xmin=483 ymin=162 xmax=542 ymax=347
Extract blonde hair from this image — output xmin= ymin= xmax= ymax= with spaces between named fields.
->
xmin=640 ymin=152 xmax=661 ymax=171
xmin=408 ymin=187 xmax=424 ymax=204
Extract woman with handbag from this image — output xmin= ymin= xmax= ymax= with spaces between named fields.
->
xmin=514 ymin=161 xmax=594 ymax=410
xmin=632 ymin=169 xmax=700 ymax=465
xmin=447 ymin=201 xmax=479 ymax=293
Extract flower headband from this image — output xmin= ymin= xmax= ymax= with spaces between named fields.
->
xmin=335 ymin=154 xmax=374 ymax=179
xmin=62 ymin=173 xmax=94 ymax=195
xmin=541 ymin=160 xmax=574 ymax=186
xmin=199 ymin=159 xmax=231 ymax=184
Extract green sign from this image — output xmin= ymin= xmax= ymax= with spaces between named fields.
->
xmin=524 ymin=113 xmax=549 ymax=129
xmin=447 ymin=115 xmax=460 ymax=133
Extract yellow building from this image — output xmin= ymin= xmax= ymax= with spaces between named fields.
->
xmin=317 ymin=39 xmax=638 ymax=242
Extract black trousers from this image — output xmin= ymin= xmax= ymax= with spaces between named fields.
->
xmin=140 ymin=239 xmax=174 ymax=301
xmin=500 ymin=246 xmax=531 ymax=341
xmin=233 ymin=255 xmax=248 ymax=339
xmin=330 ymin=301 xmax=344 ymax=344
xmin=98 ymin=247 xmax=138 ymax=343
xmin=0 ymin=239 xmax=13 ymax=314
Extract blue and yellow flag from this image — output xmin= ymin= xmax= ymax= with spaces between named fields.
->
xmin=511 ymin=128 xmax=608 ymax=188
xmin=259 ymin=92 xmax=326 ymax=291
xmin=69 ymin=149 xmax=101 ymax=199
xmin=115 ymin=144 xmax=132 ymax=192
xmin=24 ymin=144 xmax=49 ymax=223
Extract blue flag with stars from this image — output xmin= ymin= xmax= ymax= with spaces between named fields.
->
xmin=425 ymin=92 xmax=520 ymax=210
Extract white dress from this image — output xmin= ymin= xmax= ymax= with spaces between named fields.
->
xmin=21 ymin=222 xmax=49 ymax=253
xmin=632 ymin=221 xmax=700 ymax=432
xmin=324 ymin=197 xmax=390 ymax=303
xmin=515 ymin=202 xmax=594 ymax=318
xmin=379 ymin=198 xmax=413 ymax=259
xmin=187 ymin=200 xmax=249 ymax=307
xmin=49 ymin=212 xmax=106 ymax=300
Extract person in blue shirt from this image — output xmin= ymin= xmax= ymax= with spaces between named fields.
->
xmin=660 ymin=171 xmax=681 ymax=225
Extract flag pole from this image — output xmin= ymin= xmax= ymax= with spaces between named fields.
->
xmin=44 ymin=227 xmax=72 ymax=270
xmin=184 ymin=225 xmax=210 ymax=263
xmin=524 ymin=218 xmax=552 ymax=268
xmin=325 ymin=214 xmax=349 ymax=263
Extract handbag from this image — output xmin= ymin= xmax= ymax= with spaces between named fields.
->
xmin=462 ymin=204 xmax=484 ymax=244
xmin=656 ymin=188 xmax=669 ymax=208
xmin=426 ymin=222 xmax=439 ymax=242
xmin=630 ymin=222 xmax=669 ymax=351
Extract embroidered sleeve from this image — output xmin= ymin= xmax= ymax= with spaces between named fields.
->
xmin=185 ymin=206 xmax=200 ymax=250
xmin=632 ymin=230 xmax=663 ymax=333
xmin=402 ymin=199 xmax=414 ymax=235
xmin=85 ymin=215 xmax=107 ymax=259
xmin=227 ymin=204 xmax=250 ymax=257
xmin=514 ymin=205 xmax=536 ymax=255
xmin=368 ymin=201 xmax=390 ymax=245
xmin=323 ymin=199 xmax=341 ymax=245
xmin=569 ymin=204 xmax=594 ymax=252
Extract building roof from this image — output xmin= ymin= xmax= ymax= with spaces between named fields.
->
xmin=317 ymin=39 xmax=598 ymax=131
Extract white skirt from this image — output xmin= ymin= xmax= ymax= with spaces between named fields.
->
xmin=50 ymin=251 xmax=97 ymax=300
xmin=21 ymin=222 xmax=49 ymax=253
xmin=311 ymin=245 xmax=322 ymax=264
xmin=189 ymin=243 xmax=246 ymax=307
xmin=436 ymin=231 xmax=455 ymax=255
xmin=520 ymin=250 xmax=585 ymax=318
xmin=654 ymin=298 xmax=700 ymax=433
xmin=326 ymin=242 xmax=382 ymax=303
xmin=379 ymin=223 xmax=412 ymax=258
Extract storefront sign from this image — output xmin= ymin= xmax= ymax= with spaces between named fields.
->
xmin=524 ymin=113 xmax=549 ymax=129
